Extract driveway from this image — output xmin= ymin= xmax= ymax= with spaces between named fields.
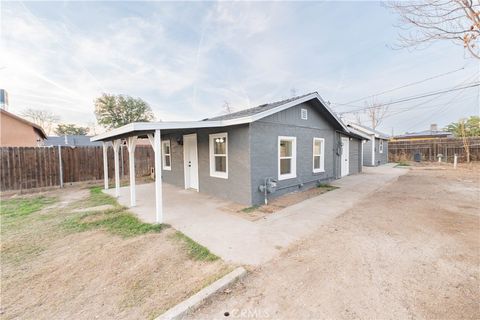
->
xmin=108 ymin=164 xmax=406 ymax=265
xmin=190 ymin=163 xmax=480 ymax=319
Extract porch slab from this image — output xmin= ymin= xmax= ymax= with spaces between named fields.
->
xmin=104 ymin=164 xmax=407 ymax=265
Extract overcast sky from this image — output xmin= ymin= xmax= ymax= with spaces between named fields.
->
xmin=1 ymin=1 xmax=479 ymax=135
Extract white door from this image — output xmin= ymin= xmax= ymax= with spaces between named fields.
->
xmin=341 ymin=137 xmax=349 ymax=177
xmin=183 ymin=134 xmax=199 ymax=190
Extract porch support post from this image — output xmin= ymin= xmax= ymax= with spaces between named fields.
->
xmin=154 ymin=129 xmax=163 ymax=223
xmin=112 ymin=139 xmax=121 ymax=198
xmin=102 ymin=142 xmax=109 ymax=190
xmin=126 ymin=136 xmax=138 ymax=207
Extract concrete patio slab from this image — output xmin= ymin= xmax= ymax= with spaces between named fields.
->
xmin=105 ymin=164 xmax=407 ymax=265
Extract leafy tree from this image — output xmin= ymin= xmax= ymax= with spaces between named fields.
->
xmin=21 ymin=108 xmax=60 ymax=135
xmin=55 ymin=124 xmax=89 ymax=136
xmin=445 ymin=116 xmax=480 ymax=137
xmin=94 ymin=94 xmax=155 ymax=129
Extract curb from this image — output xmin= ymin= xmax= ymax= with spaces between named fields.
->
xmin=156 ymin=267 xmax=247 ymax=320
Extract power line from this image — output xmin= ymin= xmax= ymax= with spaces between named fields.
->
xmin=403 ymin=85 xmax=469 ymax=132
xmin=338 ymin=66 xmax=466 ymax=106
xmin=337 ymin=82 xmax=480 ymax=115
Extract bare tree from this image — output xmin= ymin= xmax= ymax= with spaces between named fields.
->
xmin=385 ymin=0 xmax=480 ymax=59
xmin=354 ymin=112 xmax=363 ymax=126
xmin=21 ymin=108 xmax=60 ymax=135
xmin=222 ymin=101 xmax=233 ymax=114
xmin=364 ymin=100 xmax=389 ymax=130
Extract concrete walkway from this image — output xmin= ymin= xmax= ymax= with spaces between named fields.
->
xmin=106 ymin=164 xmax=407 ymax=265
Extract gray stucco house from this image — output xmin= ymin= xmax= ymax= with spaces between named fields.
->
xmin=92 ymin=92 xmax=367 ymax=222
xmin=347 ymin=123 xmax=389 ymax=166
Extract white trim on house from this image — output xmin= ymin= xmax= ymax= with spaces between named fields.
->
xmin=91 ymin=92 xmax=350 ymax=142
xmin=209 ymin=132 xmax=228 ymax=179
xmin=312 ymin=137 xmax=325 ymax=173
xmin=379 ymin=139 xmax=384 ymax=154
xmin=347 ymin=123 xmax=389 ymax=140
xmin=162 ymin=139 xmax=172 ymax=170
xmin=301 ymin=108 xmax=308 ymax=120
xmin=278 ymin=136 xmax=297 ymax=181
xmin=371 ymin=134 xmax=375 ymax=166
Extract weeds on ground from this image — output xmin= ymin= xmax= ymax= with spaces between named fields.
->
xmin=316 ymin=183 xmax=339 ymax=191
xmin=173 ymin=231 xmax=219 ymax=261
xmin=64 ymin=187 xmax=169 ymax=237
xmin=241 ymin=205 xmax=260 ymax=213
xmin=395 ymin=161 xmax=410 ymax=167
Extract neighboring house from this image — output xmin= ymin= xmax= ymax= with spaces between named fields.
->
xmin=43 ymin=135 xmax=102 ymax=147
xmin=347 ymin=123 xmax=389 ymax=167
xmin=0 ymin=109 xmax=47 ymax=147
xmin=391 ymin=124 xmax=453 ymax=141
xmin=92 ymin=92 xmax=367 ymax=212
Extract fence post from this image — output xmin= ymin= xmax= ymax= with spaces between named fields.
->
xmin=453 ymin=154 xmax=458 ymax=169
xmin=58 ymin=145 xmax=64 ymax=188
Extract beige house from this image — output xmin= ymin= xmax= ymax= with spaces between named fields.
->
xmin=0 ymin=109 xmax=47 ymax=147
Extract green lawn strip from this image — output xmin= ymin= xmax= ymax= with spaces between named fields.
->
xmin=1 ymin=196 xmax=57 ymax=218
xmin=241 ymin=205 xmax=260 ymax=213
xmin=395 ymin=161 xmax=411 ymax=167
xmin=316 ymin=183 xmax=339 ymax=191
xmin=74 ymin=186 xmax=118 ymax=208
xmin=64 ymin=208 xmax=169 ymax=237
xmin=173 ymin=231 xmax=219 ymax=261
xmin=64 ymin=187 xmax=169 ymax=237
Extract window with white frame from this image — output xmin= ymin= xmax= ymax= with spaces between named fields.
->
xmin=278 ymin=136 xmax=296 ymax=180
xmin=301 ymin=108 xmax=308 ymax=120
xmin=209 ymin=132 xmax=228 ymax=179
xmin=162 ymin=140 xmax=171 ymax=170
xmin=313 ymin=138 xmax=325 ymax=173
xmin=379 ymin=139 xmax=384 ymax=153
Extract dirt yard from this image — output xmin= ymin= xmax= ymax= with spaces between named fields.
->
xmin=0 ymin=187 xmax=230 ymax=320
xmin=221 ymin=184 xmax=338 ymax=221
xmin=190 ymin=163 xmax=480 ymax=319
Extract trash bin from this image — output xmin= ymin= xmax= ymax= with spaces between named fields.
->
xmin=414 ymin=152 xmax=421 ymax=162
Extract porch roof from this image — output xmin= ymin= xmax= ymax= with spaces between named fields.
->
xmin=91 ymin=92 xmax=351 ymax=142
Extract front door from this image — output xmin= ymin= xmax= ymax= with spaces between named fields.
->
xmin=183 ymin=134 xmax=199 ymax=190
xmin=341 ymin=137 xmax=349 ymax=177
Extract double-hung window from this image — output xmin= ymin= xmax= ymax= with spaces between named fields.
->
xmin=379 ymin=139 xmax=384 ymax=153
xmin=278 ymin=136 xmax=296 ymax=180
xmin=209 ymin=132 xmax=228 ymax=179
xmin=313 ymin=138 xmax=325 ymax=173
xmin=162 ymin=140 xmax=171 ymax=170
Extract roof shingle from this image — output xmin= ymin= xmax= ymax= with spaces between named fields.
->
xmin=203 ymin=92 xmax=316 ymax=121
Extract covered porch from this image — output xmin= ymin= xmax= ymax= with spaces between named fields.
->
xmin=93 ymin=120 xmax=243 ymax=225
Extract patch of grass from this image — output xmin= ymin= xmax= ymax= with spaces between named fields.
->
xmin=173 ymin=231 xmax=219 ymax=261
xmin=316 ymin=183 xmax=339 ymax=191
xmin=241 ymin=205 xmax=260 ymax=213
xmin=1 ymin=196 xmax=57 ymax=219
xmin=78 ymin=186 xmax=118 ymax=207
xmin=396 ymin=161 xmax=410 ymax=167
xmin=65 ymin=187 xmax=169 ymax=237
xmin=64 ymin=208 xmax=169 ymax=237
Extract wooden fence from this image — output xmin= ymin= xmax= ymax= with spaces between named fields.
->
xmin=388 ymin=137 xmax=480 ymax=163
xmin=0 ymin=145 xmax=155 ymax=192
